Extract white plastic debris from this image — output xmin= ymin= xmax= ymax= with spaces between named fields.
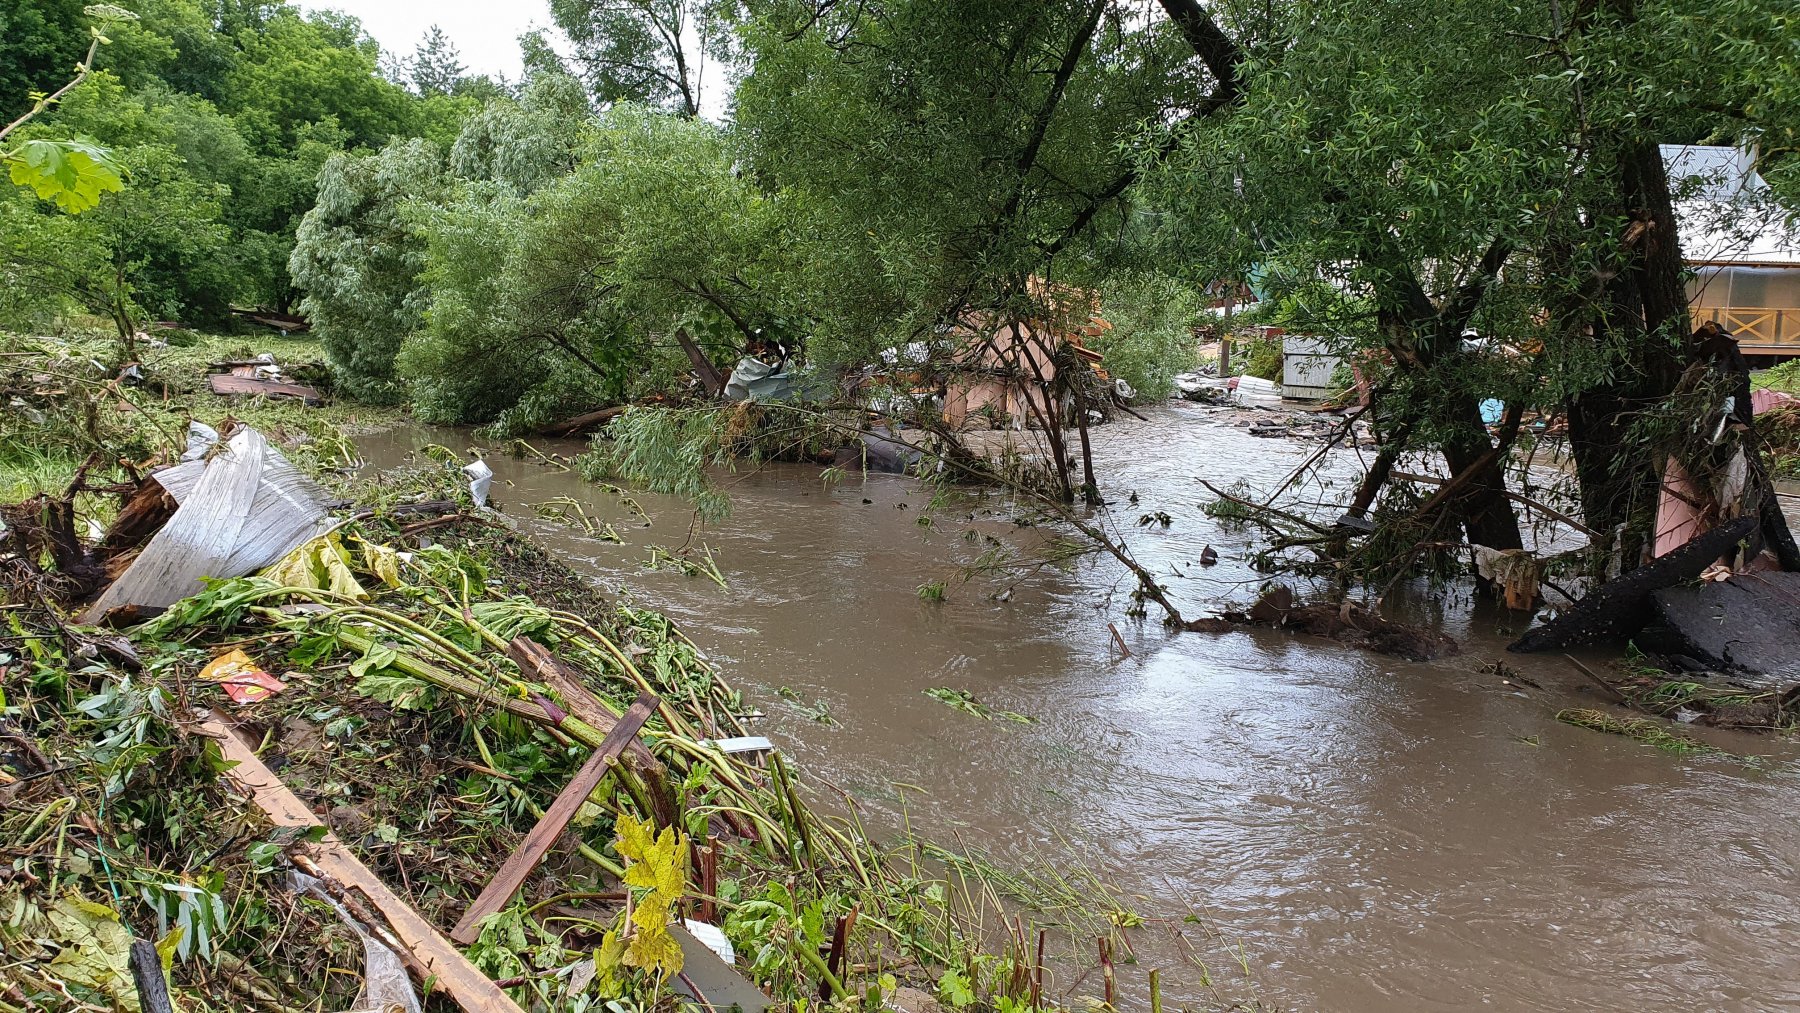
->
xmin=704 ymin=736 xmax=774 ymax=756
xmin=682 ymin=919 xmax=735 ymax=964
xmin=463 ymin=459 xmax=494 ymax=508
xmin=182 ymin=420 xmax=220 ymax=462
xmin=9 ymin=397 xmax=45 ymax=425
xmin=293 ymin=870 xmax=423 ymax=1013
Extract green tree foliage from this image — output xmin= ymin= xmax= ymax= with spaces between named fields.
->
xmin=1092 ymin=277 xmax=1201 ymax=402
xmin=221 ymin=8 xmax=415 ymax=153
xmin=2 ymin=6 xmax=133 ymax=215
xmin=549 ymin=0 xmax=737 ymax=116
xmin=0 ymin=142 xmax=227 ymax=355
xmin=1 ymin=0 xmax=485 ymax=347
xmin=0 ymin=0 xmax=87 ymax=120
xmin=449 ymin=71 xmax=591 ymax=195
xmin=1135 ymin=0 xmax=1800 ymax=553
xmin=734 ymin=1 xmax=1209 ymax=358
xmin=407 ymin=25 xmax=466 ymax=97
xmin=102 ymin=0 xmax=239 ymax=100
xmin=403 ymin=107 xmax=785 ymax=430
xmin=289 ymin=138 xmax=448 ymax=402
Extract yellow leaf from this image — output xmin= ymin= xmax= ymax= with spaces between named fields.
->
xmin=358 ymin=539 xmax=404 ymax=588
xmin=155 ymin=925 xmax=184 ymax=972
xmin=263 ymin=531 xmax=367 ymax=599
xmin=624 ymin=897 xmax=684 ymax=976
xmin=614 ymin=812 xmax=656 ymax=864
xmin=47 ymin=893 xmax=137 ymax=1010
xmin=621 ymin=822 xmax=686 ymax=896
xmin=592 ymin=928 xmax=627 ymax=998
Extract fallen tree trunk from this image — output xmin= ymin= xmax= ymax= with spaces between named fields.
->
xmin=537 ymin=406 xmax=627 ymax=438
xmin=1186 ymin=585 xmax=1459 ymax=661
xmin=1508 ymin=513 xmax=1757 ymax=652
xmin=678 ymin=328 xmax=728 ymax=396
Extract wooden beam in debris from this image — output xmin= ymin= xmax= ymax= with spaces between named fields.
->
xmin=207 ymin=374 xmax=323 ymax=404
xmin=230 ymin=308 xmax=311 ymax=332
xmin=505 ymin=638 xmax=657 ymax=765
xmin=195 ymin=710 xmax=526 ymax=1013
xmin=450 ymin=691 xmax=660 ymax=946
xmin=677 ymin=328 xmax=727 ymax=396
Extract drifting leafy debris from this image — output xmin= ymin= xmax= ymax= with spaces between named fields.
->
xmin=1556 ymin=708 xmax=1722 ymax=755
xmin=924 ymin=687 xmax=1035 ymax=724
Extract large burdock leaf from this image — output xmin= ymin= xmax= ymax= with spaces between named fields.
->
xmin=46 ymin=893 xmax=137 ymax=1009
xmin=5 ymin=139 xmax=125 ymax=213
xmin=263 ymin=531 xmax=367 ymax=599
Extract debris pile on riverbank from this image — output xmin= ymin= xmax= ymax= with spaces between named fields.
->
xmin=0 ymin=346 xmax=1252 ymax=1011
xmin=3 ymin=492 xmax=1170 ymax=1010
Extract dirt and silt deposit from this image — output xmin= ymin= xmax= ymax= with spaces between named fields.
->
xmin=356 ymin=401 xmax=1800 ymax=1013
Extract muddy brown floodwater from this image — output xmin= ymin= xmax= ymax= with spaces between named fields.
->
xmin=360 ymin=402 xmax=1800 ymax=1013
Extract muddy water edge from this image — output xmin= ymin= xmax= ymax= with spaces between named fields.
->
xmin=359 ymin=403 xmax=1800 ymax=1013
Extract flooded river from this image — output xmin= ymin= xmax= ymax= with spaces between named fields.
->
xmin=361 ymin=403 xmax=1800 ymax=1012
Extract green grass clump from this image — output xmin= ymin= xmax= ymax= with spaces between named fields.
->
xmin=1556 ymin=708 xmax=1720 ymax=755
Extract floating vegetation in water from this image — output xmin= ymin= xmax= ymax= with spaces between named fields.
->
xmin=533 ymin=495 xmax=622 ymax=541
xmin=776 ymin=685 xmax=836 ymax=723
xmin=507 ymin=437 xmax=571 ymax=471
xmin=1201 ymin=479 xmax=1258 ymax=524
xmin=925 ymin=687 xmax=1035 ymax=724
xmin=917 ymin=578 xmax=949 ymax=602
xmin=644 ymin=543 xmax=728 ymax=588
xmin=1556 ymin=708 xmax=1721 ymax=755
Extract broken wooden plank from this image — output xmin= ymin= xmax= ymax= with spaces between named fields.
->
xmin=194 ymin=709 xmax=525 ymax=1013
xmin=505 ymin=638 xmax=657 ymax=766
xmin=207 ymin=373 xmax=322 ymax=404
xmin=230 ymin=308 xmax=311 ymax=332
xmin=451 ymin=692 xmax=659 ymax=946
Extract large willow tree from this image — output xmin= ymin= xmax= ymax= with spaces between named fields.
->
xmin=737 ymin=0 xmax=1798 ymax=583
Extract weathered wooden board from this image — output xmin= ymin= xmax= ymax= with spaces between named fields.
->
xmin=450 ymin=692 xmax=659 ymax=946
xmin=208 ymin=373 xmax=322 ymax=403
xmin=196 ymin=710 xmax=525 ymax=1013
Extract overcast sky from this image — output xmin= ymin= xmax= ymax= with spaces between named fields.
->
xmin=295 ymin=0 xmax=554 ymax=84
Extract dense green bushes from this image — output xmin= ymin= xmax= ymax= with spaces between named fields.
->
xmin=0 ymin=0 xmax=479 ymax=346
xmin=288 ymin=138 xmax=447 ymax=402
xmin=1092 ymin=278 xmax=1203 ymax=401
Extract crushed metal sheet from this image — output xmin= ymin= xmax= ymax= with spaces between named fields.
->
xmin=82 ymin=429 xmax=334 ymax=621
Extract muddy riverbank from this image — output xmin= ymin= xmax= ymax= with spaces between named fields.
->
xmin=361 ymin=402 xmax=1800 ymax=1012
